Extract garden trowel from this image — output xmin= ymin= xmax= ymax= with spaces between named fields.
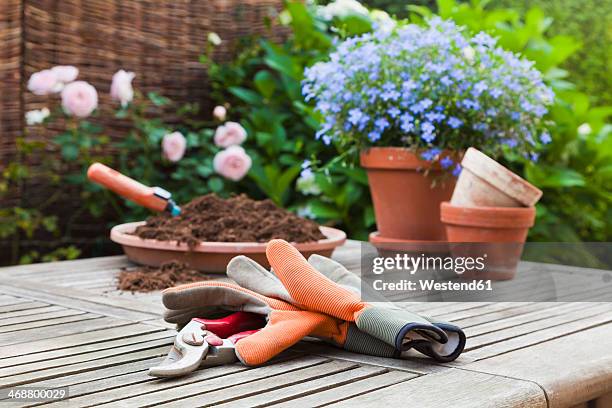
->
xmin=87 ymin=162 xmax=181 ymax=216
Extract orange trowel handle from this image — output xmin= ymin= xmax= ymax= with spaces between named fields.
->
xmin=87 ymin=163 xmax=168 ymax=212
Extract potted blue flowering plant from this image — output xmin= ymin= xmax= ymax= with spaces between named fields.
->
xmin=303 ymin=18 xmax=553 ymax=242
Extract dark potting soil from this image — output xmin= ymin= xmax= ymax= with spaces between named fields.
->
xmin=133 ymin=194 xmax=325 ymax=248
xmin=117 ymin=260 xmax=209 ymax=292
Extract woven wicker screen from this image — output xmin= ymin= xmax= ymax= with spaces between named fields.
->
xmin=0 ymin=0 xmax=284 ymax=263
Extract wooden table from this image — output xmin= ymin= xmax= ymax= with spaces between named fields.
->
xmin=0 ymin=241 xmax=610 ymax=407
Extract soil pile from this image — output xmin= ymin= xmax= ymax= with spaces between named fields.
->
xmin=117 ymin=260 xmax=209 ymax=292
xmin=133 ymin=194 xmax=325 ymax=248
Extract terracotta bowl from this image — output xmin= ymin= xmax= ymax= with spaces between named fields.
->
xmin=111 ymin=221 xmax=347 ymax=273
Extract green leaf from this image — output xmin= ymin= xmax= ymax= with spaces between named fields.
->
xmin=148 ymin=92 xmax=170 ymax=106
xmin=207 ymin=177 xmax=224 ymax=192
xmin=196 ymin=164 xmax=213 ymax=178
xmin=229 ymin=87 xmax=263 ymax=105
xmin=308 ymin=200 xmax=341 ymax=219
xmin=61 ymin=145 xmax=79 ymax=161
xmin=254 ymin=70 xmax=276 ymax=99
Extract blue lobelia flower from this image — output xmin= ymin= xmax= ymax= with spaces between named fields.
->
xmin=440 ymin=156 xmax=454 ymax=169
xmin=421 ymin=122 xmax=436 ymax=142
xmin=448 ymin=117 xmax=462 ymax=129
xmin=399 ymin=113 xmax=414 ymax=133
xmin=368 ymin=130 xmax=382 ymax=142
xmin=421 ymin=147 xmax=441 ymax=161
xmin=540 ymin=131 xmax=552 ymax=144
xmin=375 ymin=117 xmax=390 ymax=131
xmin=387 ymin=107 xmax=401 ymax=119
xmin=452 ymin=164 xmax=462 ymax=177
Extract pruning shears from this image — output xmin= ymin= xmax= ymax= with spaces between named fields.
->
xmin=149 ymin=311 xmax=266 ymax=378
xmin=87 ymin=162 xmax=181 ymax=216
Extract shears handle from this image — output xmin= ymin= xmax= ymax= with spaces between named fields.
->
xmin=87 ymin=162 xmax=180 ymax=215
xmin=194 ymin=312 xmax=266 ymax=338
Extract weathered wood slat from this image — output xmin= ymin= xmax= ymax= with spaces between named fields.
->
xmin=0 ymin=283 xmax=159 ymax=321
xmin=328 ymin=369 xmax=547 ymax=408
xmin=0 ymin=295 xmax=27 ymax=307
xmin=290 ymin=341 xmax=446 ymax=375
xmin=270 ymin=370 xmax=416 ymax=408
xmin=0 ymin=301 xmax=49 ymax=314
xmin=451 ymin=302 xmax=556 ymax=327
xmin=0 ymin=305 xmax=65 ymax=320
xmin=0 ymin=323 xmax=166 ymax=359
xmin=0 ymin=345 xmax=170 ymax=388
xmin=54 ymin=355 xmax=324 ymax=407
xmin=21 ymin=357 xmax=159 ymax=390
xmin=466 ymin=310 xmax=612 ymax=360
xmin=0 ymin=316 xmax=126 ymax=347
xmin=0 ymin=312 xmax=94 ymax=334
xmin=465 ymin=302 xmax=595 ymax=338
xmin=0 ymin=256 xmax=128 ymax=277
xmin=0 ymin=331 xmax=174 ymax=369
xmin=0 ymin=308 xmax=87 ymax=328
xmin=0 ymin=337 xmax=172 ymax=378
xmin=213 ymin=365 xmax=389 ymax=408
xmin=465 ymin=303 xmax=612 ymax=351
xmin=466 ymin=324 xmax=612 ymax=408
xmin=129 ymin=359 xmax=358 ymax=408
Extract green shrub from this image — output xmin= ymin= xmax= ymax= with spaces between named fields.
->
xmin=498 ymin=0 xmax=612 ymax=106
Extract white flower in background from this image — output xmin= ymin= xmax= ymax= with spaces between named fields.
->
xmin=214 ymin=122 xmax=247 ymax=147
xmin=317 ymin=0 xmax=368 ymax=21
xmin=110 ymin=70 xmax=135 ymax=107
xmin=462 ymin=46 xmax=476 ymax=63
xmin=213 ymin=105 xmax=227 ymax=121
xmin=370 ymin=10 xmax=396 ymax=31
xmin=213 ymin=145 xmax=252 ymax=181
xmin=577 ymin=123 xmax=592 ymax=136
xmin=208 ymin=32 xmax=222 ymax=46
xmin=25 ymin=107 xmax=50 ymax=125
xmin=51 ymin=66 xmax=79 ymax=84
xmin=27 ymin=69 xmax=61 ymax=95
xmin=61 ymin=81 xmax=98 ymax=118
xmin=296 ymin=205 xmax=316 ymax=220
xmin=162 ymin=131 xmax=187 ymax=162
xmin=296 ymin=169 xmax=321 ymax=195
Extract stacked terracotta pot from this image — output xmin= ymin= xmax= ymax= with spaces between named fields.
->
xmin=440 ymin=148 xmax=543 ymax=280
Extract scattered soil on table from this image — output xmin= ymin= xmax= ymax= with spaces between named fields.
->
xmin=133 ymin=194 xmax=325 ymax=248
xmin=117 ymin=260 xmax=210 ymax=292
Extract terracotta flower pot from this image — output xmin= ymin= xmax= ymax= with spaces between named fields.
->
xmin=440 ymin=202 xmax=536 ymax=280
xmin=361 ymin=147 xmax=455 ymax=241
xmin=451 ymin=147 xmax=542 ymax=208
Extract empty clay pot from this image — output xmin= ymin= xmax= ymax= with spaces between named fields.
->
xmin=361 ymin=147 xmax=456 ymax=241
xmin=440 ymin=202 xmax=536 ymax=280
xmin=451 ymin=147 xmax=542 ymax=208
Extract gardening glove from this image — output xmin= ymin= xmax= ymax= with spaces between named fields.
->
xmin=265 ymin=240 xmax=466 ymax=362
xmin=162 ymin=281 xmax=350 ymax=366
xmin=307 ymin=253 xmax=466 ymax=362
xmin=227 ymin=256 xmax=404 ymax=359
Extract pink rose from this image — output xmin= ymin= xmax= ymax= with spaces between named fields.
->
xmin=51 ymin=65 xmax=79 ymax=83
xmin=214 ymin=121 xmax=247 ymax=147
xmin=110 ymin=69 xmax=135 ymax=107
xmin=27 ymin=69 xmax=60 ymax=95
xmin=162 ymin=131 xmax=187 ymax=162
xmin=61 ymin=81 xmax=98 ymax=118
xmin=213 ymin=145 xmax=252 ymax=181
xmin=213 ymin=105 xmax=227 ymax=121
